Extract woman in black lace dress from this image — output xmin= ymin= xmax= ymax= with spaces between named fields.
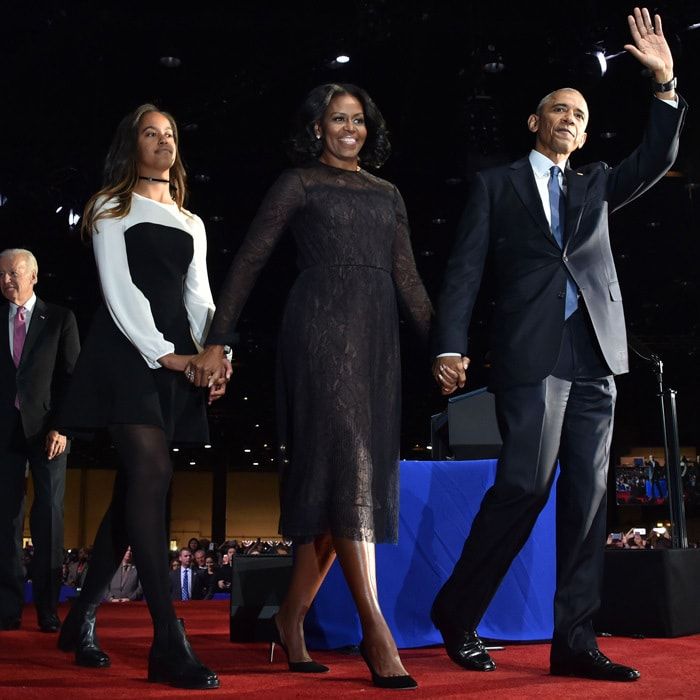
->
xmin=189 ymin=84 xmax=432 ymax=688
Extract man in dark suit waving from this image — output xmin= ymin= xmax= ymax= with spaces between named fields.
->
xmin=430 ymin=8 xmax=686 ymax=682
xmin=0 ymin=248 xmax=80 ymax=632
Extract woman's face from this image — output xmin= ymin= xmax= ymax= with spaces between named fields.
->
xmin=316 ymin=93 xmax=367 ymax=170
xmin=137 ymin=111 xmax=176 ymax=174
xmin=205 ymin=557 xmax=215 ymax=569
xmin=170 ymin=558 xmax=179 ymax=570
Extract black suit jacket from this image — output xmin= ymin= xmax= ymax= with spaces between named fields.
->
xmin=0 ymin=297 xmax=80 ymax=445
xmin=169 ymin=566 xmax=199 ymax=600
xmin=432 ymin=97 xmax=687 ymax=389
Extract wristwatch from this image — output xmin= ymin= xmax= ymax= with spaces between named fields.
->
xmin=223 ymin=345 xmax=233 ymax=361
xmin=652 ymin=76 xmax=676 ymax=93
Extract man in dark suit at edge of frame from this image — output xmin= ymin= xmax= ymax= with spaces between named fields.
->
xmin=430 ymin=7 xmax=686 ymax=682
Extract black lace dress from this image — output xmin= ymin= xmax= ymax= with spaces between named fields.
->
xmin=207 ymin=162 xmax=433 ymax=543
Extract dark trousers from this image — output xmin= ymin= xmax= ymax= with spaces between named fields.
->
xmin=433 ymin=309 xmax=615 ymax=660
xmin=0 ymin=409 xmax=66 ymax=622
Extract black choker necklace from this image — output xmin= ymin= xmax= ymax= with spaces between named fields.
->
xmin=138 ymin=175 xmax=170 ymax=184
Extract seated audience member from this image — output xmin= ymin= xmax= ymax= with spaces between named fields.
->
xmin=193 ymin=548 xmax=207 ymax=574
xmin=169 ymin=547 xmax=198 ymax=600
xmin=192 ymin=555 xmax=220 ymax=600
xmin=65 ymin=547 xmax=91 ymax=589
xmin=105 ymin=547 xmax=142 ymax=602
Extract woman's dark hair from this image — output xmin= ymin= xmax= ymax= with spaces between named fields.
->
xmin=81 ymin=103 xmax=188 ymax=240
xmin=288 ymin=83 xmax=391 ymax=169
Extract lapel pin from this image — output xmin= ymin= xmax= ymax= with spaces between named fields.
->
xmin=576 ymin=172 xmax=583 ymax=176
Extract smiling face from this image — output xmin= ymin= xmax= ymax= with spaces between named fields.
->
xmin=528 ymin=89 xmax=588 ymax=163
xmin=0 ymin=252 xmax=37 ymax=306
xmin=316 ymin=93 xmax=367 ymax=170
xmin=137 ymin=111 xmax=177 ymax=176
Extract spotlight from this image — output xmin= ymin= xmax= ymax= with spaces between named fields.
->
xmin=335 ymin=54 xmax=350 ymax=64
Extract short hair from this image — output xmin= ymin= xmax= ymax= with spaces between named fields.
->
xmin=535 ymin=87 xmax=585 ymax=116
xmin=288 ymin=83 xmax=391 ymax=169
xmin=0 ymin=248 xmax=38 ymax=276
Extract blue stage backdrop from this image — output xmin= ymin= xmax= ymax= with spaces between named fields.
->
xmin=305 ymin=459 xmax=557 ymax=649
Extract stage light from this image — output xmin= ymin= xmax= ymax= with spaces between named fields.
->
xmin=204 ymin=444 xmax=212 ymax=449
xmin=189 ymin=461 xmax=196 ymax=466
xmin=335 ymin=54 xmax=350 ymax=64
xmin=253 ymin=462 xmax=259 ymax=466
xmin=159 ymin=56 xmax=182 ymax=68
xmin=55 ymin=206 xmax=63 ymax=213
xmin=593 ymin=50 xmax=607 ymax=76
xmin=172 ymin=448 xmax=179 ymax=452
xmin=244 ymin=448 xmax=251 ymax=453
xmin=68 ymin=209 xmax=80 ymax=227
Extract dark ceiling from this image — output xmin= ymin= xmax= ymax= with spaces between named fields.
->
xmin=1 ymin=1 xmax=699 ymax=471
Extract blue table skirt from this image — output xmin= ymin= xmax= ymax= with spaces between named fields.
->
xmin=305 ymin=459 xmax=556 ymax=649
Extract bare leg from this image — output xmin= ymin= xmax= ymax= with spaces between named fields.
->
xmin=334 ymin=537 xmax=408 ymax=677
xmin=276 ymin=532 xmax=336 ymax=662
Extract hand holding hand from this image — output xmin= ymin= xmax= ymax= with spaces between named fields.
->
xmin=45 ymin=429 xmax=67 ymax=460
xmin=432 ymin=356 xmax=470 ymax=395
xmin=624 ymin=7 xmax=674 ymax=84
xmin=185 ymin=346 xmax=233 ymax=388
xmin=159 ymin=353 xmax=196 ymax=373
xmin=208 ymin=378 xmax=228 ymax=405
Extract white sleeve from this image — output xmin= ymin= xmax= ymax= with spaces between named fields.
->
xmin=93 ymin=213 xmax=174 ymax=368
xmin=184 ymin=215 xmax=216 ymax=348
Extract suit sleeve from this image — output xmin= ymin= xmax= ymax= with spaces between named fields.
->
xmin=606 ymin=95 xmax=687 ymax=213
xmin=431 ymin=172 xmax=491 ymax=357
xmin=49 ymin=307 xmax=80 ymax=432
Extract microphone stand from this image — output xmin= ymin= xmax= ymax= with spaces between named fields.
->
xmin=628 ymin=338 xmax=687 ymax=548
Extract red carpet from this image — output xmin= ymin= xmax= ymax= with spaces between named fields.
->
xmin=1 ymin=601 xmax=699 ymax=698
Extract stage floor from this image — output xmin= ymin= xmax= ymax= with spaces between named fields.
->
xmin=2 ymin=601 xmax=699 ymax=698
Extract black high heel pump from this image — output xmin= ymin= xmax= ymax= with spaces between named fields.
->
xmin=359 ymin=640 xmax=418 ymax=690
xmin=269 ymin=614 xmax=329 ymax=673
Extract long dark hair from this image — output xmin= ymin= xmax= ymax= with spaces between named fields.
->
xmin=288 ymin=83 xmax=391 ymax=169
xmin=81 ymin=103 xmax=188 ymax=240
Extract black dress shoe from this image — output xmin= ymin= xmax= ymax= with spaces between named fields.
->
xmin=38 ymin=613 xmax=61 ymax=633
xmin=0 ymin=617 xmax=21 ymax=631
xmin=550 ymin=649 xmax=640 ymax=682
xmin=435 ymin=627 xmax=496 ymax=671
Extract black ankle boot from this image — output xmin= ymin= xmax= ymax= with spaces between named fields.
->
xmin=57 ymin=602 xmax=110 ymax=668
xmin=148 ymin=618 xmax=219 ymax=689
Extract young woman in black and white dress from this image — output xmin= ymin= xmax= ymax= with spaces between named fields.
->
xmin=58 ymin=104 xmax=227 ymax=689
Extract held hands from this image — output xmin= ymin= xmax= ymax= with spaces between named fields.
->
xmin=45 ymin=429 xmax=67 ymax=460
xmin=159 ymin=353 xmax=196 ymax=373
xmin=432 ymin=356 xmax=470 ymax=396
xmin=184 ymin=345 xmax=233 ymax=388
xmin=624 ymin=7 xmax=674 ymax=84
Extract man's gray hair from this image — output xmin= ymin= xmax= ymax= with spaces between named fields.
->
xmin=535 ymin=87 xmax=584 ymax=115
xmin=0 ymin=248 xmax=39 ymax=275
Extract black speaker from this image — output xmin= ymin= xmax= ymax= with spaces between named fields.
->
xmin=431 ymin=387 xmax=502 ymax=460
xmin=229 ymin=555 xmax=293 ymax=642
xmin=595 ymin=549 xmax=700 ymax=637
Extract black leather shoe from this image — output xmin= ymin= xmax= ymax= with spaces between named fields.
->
xmin=58 ymin=602 xmax=110 ymax=668
xmin=0 ymin=617 xmax=21 ymax=631
xmin=148 ymin=618 xmax=219 ymax=689
xmin=38 ymin=613 xmax=61 ymax=633
xmin=550 ymin=649 xmax=640 ymax=682
xmin=432 ymin=618 xmax=495 ymax=672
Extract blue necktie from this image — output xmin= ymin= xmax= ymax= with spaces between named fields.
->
xmin=548 ymin=166 xmax=578 ymax=319
xmin=182 ymin=567 xmax=189 ymax=601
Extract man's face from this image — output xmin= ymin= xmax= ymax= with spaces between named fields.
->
xmin=194 ymin=550 xmax=206 ymax=567
xmin=179 ymin=549 xmax=192 ymax=567
xmin=0 ymin=254 xmax=37 ymax=305
xmin=528 ymin=89 xmax=588 ymax=160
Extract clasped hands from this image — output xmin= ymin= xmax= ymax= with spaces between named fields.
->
xmin=432 ymin=356 xmax=470 ymax=396
xmin=159 ymin=346 xmax=233 ymax=405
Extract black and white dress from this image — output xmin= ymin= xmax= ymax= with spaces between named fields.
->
xmin=61 ymin=193 xmax=215 ymax=444
xmin=206 ymin=162 xmax=433 ymax=543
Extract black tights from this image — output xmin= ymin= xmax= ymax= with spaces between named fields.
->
xmin=77 ymin=424 xmax=176 ymax=627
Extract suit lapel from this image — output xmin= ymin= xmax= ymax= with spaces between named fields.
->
xmin=508 ymin=158 xmax=558 ymax=246
xmin=564 ymin=166 xmax=591 ymax=250
xmin=19 ymin=297 xmax=47 ymax=365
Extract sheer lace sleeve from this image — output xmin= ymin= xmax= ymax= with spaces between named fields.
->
xmin=391 ymin=187 xmax=433 ymax=343
xmin=206 ymin=169 xmax=306 ymax=345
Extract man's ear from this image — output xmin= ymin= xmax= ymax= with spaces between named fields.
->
xmin=527 ymin=114 xmax=538 ymax=133
xmin=576 ymin=131 xmax=588 ymax=150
